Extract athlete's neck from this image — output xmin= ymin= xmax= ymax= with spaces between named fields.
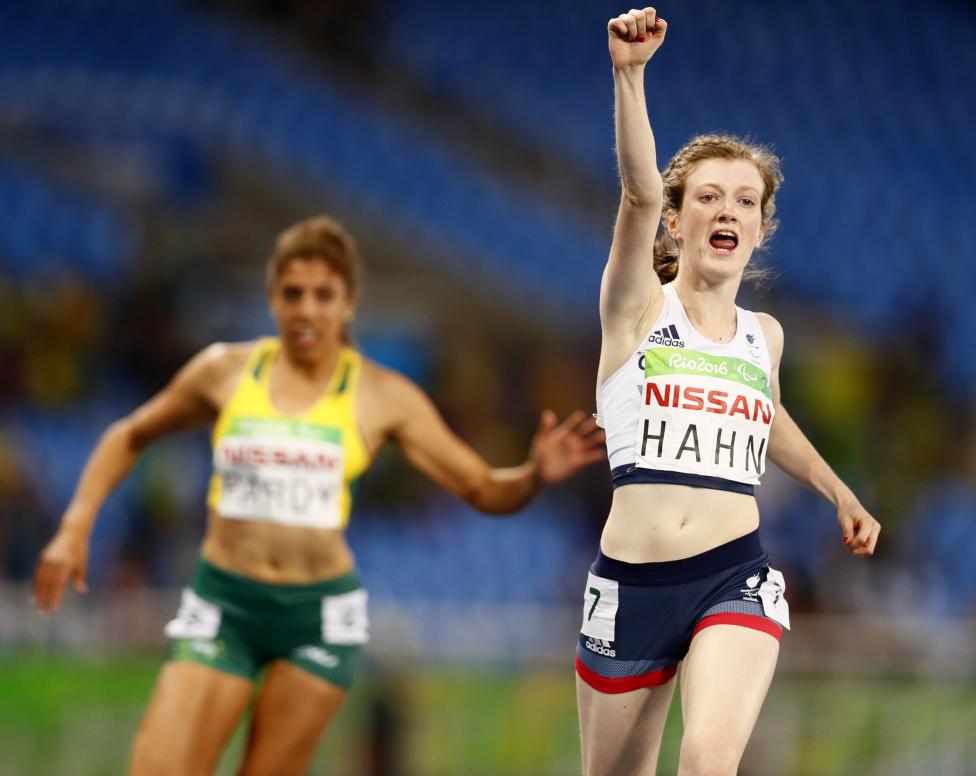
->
xmin=672 ymin=272 xmax=741 ymax=341
xmin=277 ymin=341 xmax=342 ymax=384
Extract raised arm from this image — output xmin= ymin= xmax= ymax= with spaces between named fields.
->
xmin=759 ymin=314 xmax=881 ymax=557
xmin=372 ymin=368 xmax=604 ymax=515
xmin=33 ymin=344 xmax=241 ymax=612
xmin=601 ymin=8 xmax=668 ymax=335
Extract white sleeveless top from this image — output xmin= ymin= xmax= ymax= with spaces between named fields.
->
xmin=596 ymin=283 xmax=775 ymax=495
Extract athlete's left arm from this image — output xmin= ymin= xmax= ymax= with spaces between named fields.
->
xmin=372 ymin=368 xmax=605 ymax=515
xmin=760 ymin=313 xmax=881 ymax=557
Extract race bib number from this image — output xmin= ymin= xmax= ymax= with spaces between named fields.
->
xmin=759 ymin=567 xmax=790 ymax=630
xmin=164 ymin=588 xmax=222 ymax=640
xmin=214 ymin=419 xmax=345 ymax=528
xmin=322 ymin=589 xmax=370 ymax=645
xmin=580 ymin=572 xmax=619 ymax=641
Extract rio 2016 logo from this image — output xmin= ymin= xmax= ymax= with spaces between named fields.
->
xmin=667 ymin=353 xmax=728 ymax=375
xmin=662 ymin=353 xmax=764 ymax=386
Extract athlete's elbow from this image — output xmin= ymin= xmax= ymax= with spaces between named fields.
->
xmin=465 ymin=488 xmax=510 ymax=516
xmin=465 ymin=483 xmax=522 ymax=517
xmin=108 ymin=416 xmax=150 ymax=455
xmin=621 ymin=186 xmax=662 ymax=210
xmin=621 ymin=168 xmax=662 ymax=203
xmin=454 ymin=466 xmax=533 ymax=516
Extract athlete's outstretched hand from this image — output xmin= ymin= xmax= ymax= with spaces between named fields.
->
xmin=531 ymin=410 xmax=606 ymax=485
xmin=609 ymin=7 xmax=667 ymax=69
xmin=837 ymin=499 xmax=881 ymax=557
xmin=33 ymin=525 xmax=90 ymax=613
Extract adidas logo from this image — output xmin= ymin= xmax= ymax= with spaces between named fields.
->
xmin=294 ymin=645 xmax=341 ymax=668
xmin=648 ymin=324 xmax=685 ymax=348
xmin=585 ymin=638 xmax=616 ymax=657
xmin=189 ymin=639 xmax=220 ymax=659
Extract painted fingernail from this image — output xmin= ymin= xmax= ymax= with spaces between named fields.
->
xmin=842 ymin=536 xmax=850 ymax=543
xmin=638 ymin=35 xmax=646 ymax=41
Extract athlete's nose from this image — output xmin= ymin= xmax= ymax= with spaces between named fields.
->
xmin=296 ymin=291 xmax=318 ymax=318
xmin=717 ymin=199 xmax=738 ymax=222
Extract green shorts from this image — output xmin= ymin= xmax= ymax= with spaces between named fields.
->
xmin=163 ymin=557 xmax=368 ymax=689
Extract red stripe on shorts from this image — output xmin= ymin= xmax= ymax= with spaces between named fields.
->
xmin=575 ymin=655 xmax=677 ymax=694
xmin=692 ymin=612 xmax=782 ymax=641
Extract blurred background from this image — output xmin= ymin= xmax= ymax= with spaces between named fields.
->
xmin=1 ymin=0 xmax=974 ymax=774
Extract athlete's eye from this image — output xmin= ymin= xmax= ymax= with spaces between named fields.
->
xmin=282 ymin=287 xmax=302 ymax=302
xmin=316 ymin=287 xmax=335 ymax=302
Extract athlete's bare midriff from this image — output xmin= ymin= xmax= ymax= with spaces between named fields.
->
xmin=600 ymin=482 xmax=759 ymax=563
xmin=201 ymin=511 xmax=356 ymax=583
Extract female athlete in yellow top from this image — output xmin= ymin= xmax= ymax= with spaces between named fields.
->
xmin=33 ymin=215 xmax=605 ymax=776
xmin=575 ymin=9 xmax=881 ymax=775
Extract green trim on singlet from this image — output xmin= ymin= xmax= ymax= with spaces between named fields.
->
xmin=644 ymin=347 xmax=773 ymax=399
xmin=333 ymin=362 xmax=351 ymax=395
xmin=226 ymin=417 xmax=343 ymax=443
xmin=252 ymin=349 xmax=271 ymax=381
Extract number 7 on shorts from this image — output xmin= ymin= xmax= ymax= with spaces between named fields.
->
xmin=580 ymin=572 xmax=619 ymax=641
xmin=587 ymin=587 xmax=601 ymax=621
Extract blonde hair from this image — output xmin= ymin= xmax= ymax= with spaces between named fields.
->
xmin=654 ymin=134 xmax=783 ymax=285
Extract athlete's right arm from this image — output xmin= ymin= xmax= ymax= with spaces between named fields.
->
xmin=33 ymin=344 xmax=236 ymax=613
xmin=600 ymin=8 xmax=668 ymax=336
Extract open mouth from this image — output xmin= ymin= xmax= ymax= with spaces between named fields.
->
xmin=708 ymin=230 xmax=738 ymax=254
xmin=291 ymin=328 xmax=318 ymax=347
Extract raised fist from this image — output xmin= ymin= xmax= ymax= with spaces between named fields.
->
xmin=609 ymin=7 xmax=667 ymax=69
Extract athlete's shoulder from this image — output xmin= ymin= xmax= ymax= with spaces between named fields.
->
xmin=196 ymin=340 xmax=258 ymax=372
xmin=753 ymin=313 xmax=784 ymax=363
xmin=356 ymin=356 xmax=434 ymax=438
xmin=358 ymin=355 xmax=423 ymax=399
xmin=176 ymin=341 xmax=259 ymax=399
xmin=360 ymin=357 xmax=436 ymax=416
xmin=753 ymin=312 xmax=783 ymax=337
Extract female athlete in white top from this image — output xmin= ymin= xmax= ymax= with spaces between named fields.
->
xmin=576 ymin=9 xmax=881 ymax=775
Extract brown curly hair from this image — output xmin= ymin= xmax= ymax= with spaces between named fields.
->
xmin=654 ymin=135 xmax=783 ymax=285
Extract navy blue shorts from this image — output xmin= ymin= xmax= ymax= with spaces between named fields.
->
xmin=575 ymin=530 xmax=789 ymax=694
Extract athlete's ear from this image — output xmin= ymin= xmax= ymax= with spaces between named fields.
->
xmin=756 ymin=221 xmax=767 ymax=250
xmin=665 ymin=208 xmax=681 ymax=241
